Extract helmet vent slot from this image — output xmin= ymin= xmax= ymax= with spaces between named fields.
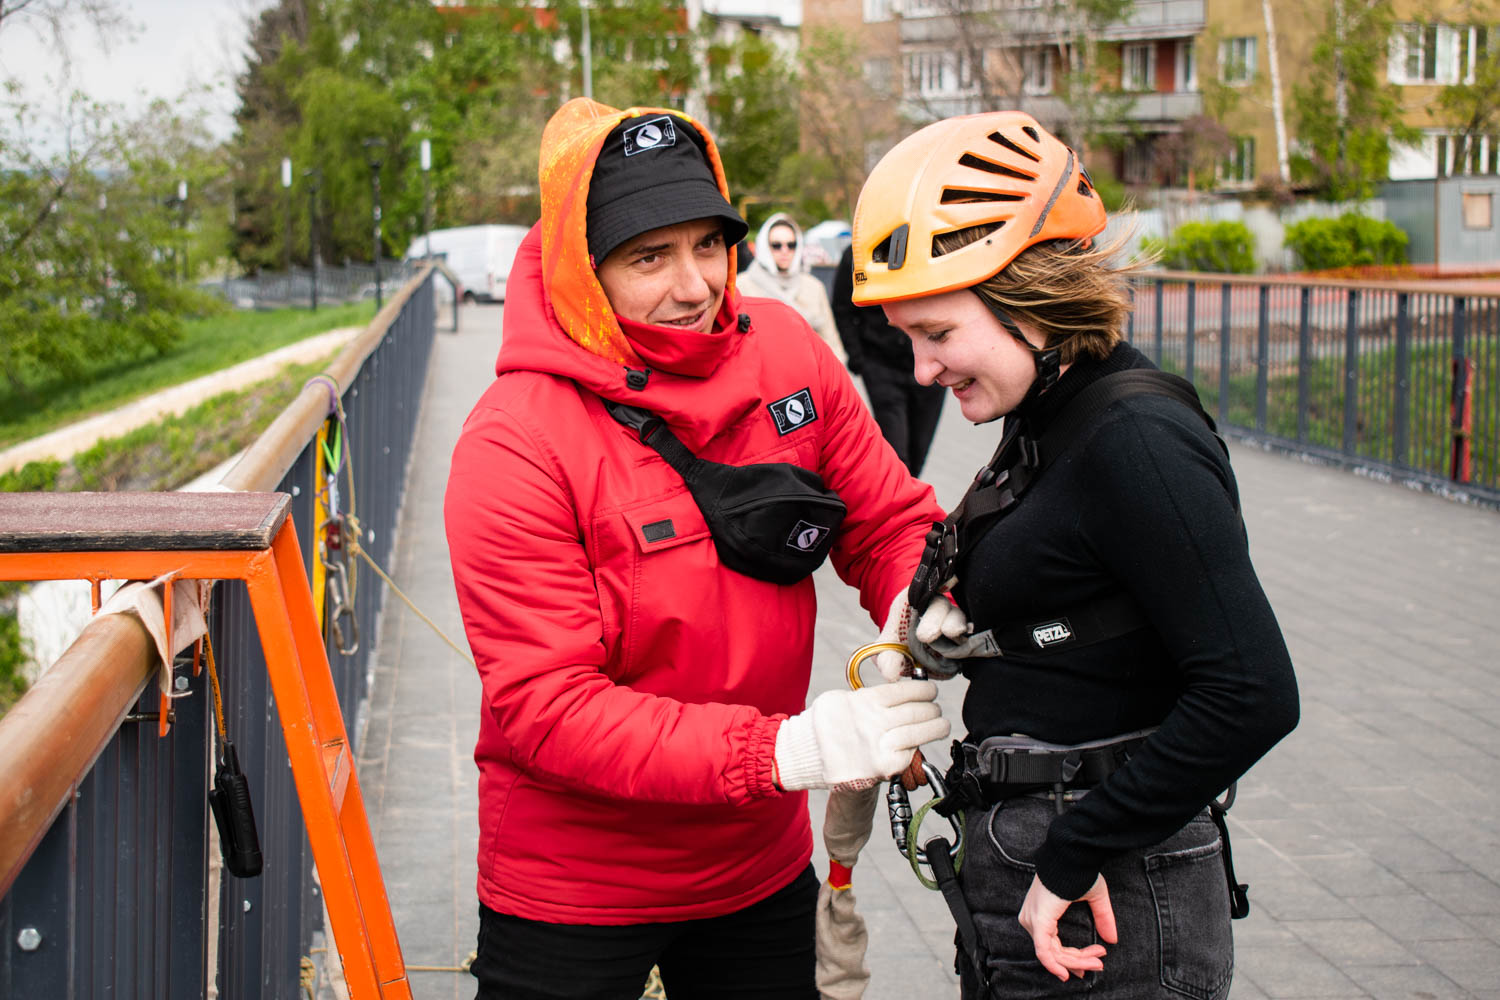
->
xmin=870 ymin=223 xmax=910 ymax=269
xmin=959 ymin=153 xmax=1035 ymax=181
xmin=941 ymin=187 xmax=1025 ymax=204
xmin=931 ymin=222 xmax=1005 ymax=258
xmin=1077 ymin=178 xmax=1093 ymax=196
xmin=1022 ymin=125 xmax=1041 ymax=143
xmin=986 ymin=131 xmax=1042 ymax=162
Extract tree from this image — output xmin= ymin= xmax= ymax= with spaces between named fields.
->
xmin=1 ymin=0 xmax=218 ymax=399
xmin=1290 ymin=0 xmax=1416 ymax=200
xmin=795 ymin=26 xmax=898 ymax=220
xmin=1441 ymin=32 xmax=1500 ymax=173
xmin=704 ymin=30 xmax=800 ymax=219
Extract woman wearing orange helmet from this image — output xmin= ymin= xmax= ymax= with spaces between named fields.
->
xmin=852 ymin=112 xmax=1299 ymax=997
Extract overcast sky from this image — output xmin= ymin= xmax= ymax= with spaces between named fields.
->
xmin=0 ymin=0 xmax=266 ymax=144
xmin=0 ymin=0 xmax=801 ymax=147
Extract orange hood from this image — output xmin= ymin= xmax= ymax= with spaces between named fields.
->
xmin=538 ymin=97 xmax=740 ymax=366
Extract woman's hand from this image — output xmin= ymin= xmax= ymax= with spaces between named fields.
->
xmin=1017 ymin=873 xmax=1118 ymax=982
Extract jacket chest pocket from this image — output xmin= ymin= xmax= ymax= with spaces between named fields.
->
xmin=592 ymin=489 xmax=718 ymax=681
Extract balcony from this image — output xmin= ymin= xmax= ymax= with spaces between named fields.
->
xmin=897 ymin=0 xmax=1203 ymax=43
xmin=1020 ymin=90 xmax=1202 ymax=124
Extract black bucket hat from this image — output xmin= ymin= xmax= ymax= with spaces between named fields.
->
xmin=586 ymin=114 xmax=749 ymax=265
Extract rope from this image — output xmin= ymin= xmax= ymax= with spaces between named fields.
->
xmin=203 ymin=633 xmax=228 ymax=745
xmin=906 ymin=796 xmax=964 ymax=890
xmin=345 ymin=517 xmax=475 ymax=667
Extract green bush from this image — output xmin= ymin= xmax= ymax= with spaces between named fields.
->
xmin=1145 ymin=220 xmax=1258 ymax=274
xmin=1283 ymin=213 xmax=1409 ymax=271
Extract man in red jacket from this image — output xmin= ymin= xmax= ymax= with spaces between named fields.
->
xmin=444 ymin=98 xmax=964 ymax=999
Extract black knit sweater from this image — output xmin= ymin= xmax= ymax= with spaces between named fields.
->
xmin=953 ymin=342 xmax=1300 ymax=900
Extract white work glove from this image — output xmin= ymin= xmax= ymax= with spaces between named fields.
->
xmin=874 ymin=591 xmax=970 ymax=682
xmin=774 ymin=680 xmax=950 ymax=792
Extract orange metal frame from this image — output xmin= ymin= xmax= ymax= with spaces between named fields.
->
xmin=0 ymin=522 xmax=411 ymax=999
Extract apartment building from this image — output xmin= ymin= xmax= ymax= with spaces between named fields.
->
xmin=802 ymin=0 xmax=1500 ymax=194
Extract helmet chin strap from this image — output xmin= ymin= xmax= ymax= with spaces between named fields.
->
xmin=980 ymin=297 xmax=1059 ymax=411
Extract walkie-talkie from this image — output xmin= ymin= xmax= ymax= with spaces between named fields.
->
xmin=208 ymin=741 xmax=264 ymax=878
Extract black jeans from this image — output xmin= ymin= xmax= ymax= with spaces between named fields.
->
xmin=863 ymin=368 xmax=945 ymax=477
xmin=471 ymin=865 xmax=818 ymax=999
xmin=957 ymin=797 xmax=1234 ymax=999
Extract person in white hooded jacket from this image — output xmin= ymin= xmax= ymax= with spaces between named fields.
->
xmin=738 ymin=212 xmax=846 ymax=363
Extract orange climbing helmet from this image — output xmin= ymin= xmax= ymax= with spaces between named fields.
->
xmin=850 ymin=111 xmax=1107 ymax=306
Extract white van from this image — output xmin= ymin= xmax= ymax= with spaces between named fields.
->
xmin=406 ymin=224 xmax=530 ymax=303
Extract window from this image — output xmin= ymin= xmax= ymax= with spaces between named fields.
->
xmin=1219 ymin=36 xmax=1256 ymax=84
xmin=863 ymin=0 xmax=893 ymax=22
xmin=1022 ymin=48 xmax=1054 ymax=95
xmin=864 ymin=57 xmax=894 ymax=95
xmin=1123 ymin=43 xmax=1156 ymax=91
xmin=905 ymin=49 xmax=979 ymax=97
xmin=1389 ymin=23 xmax=1460 ymax=84
xmin=1220 ymin=136 xmax=1255 ymax=184
xmin=1463 ymin=191 xmax=1492 ymax=229
xmin=1176 ymin=39 xmax=1197 ymax=91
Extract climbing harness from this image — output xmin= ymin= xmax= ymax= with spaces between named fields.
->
xmin=907 ymin=368 xmax=1225 ymax=614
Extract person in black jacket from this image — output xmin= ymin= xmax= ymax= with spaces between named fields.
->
xmin=852 ymin=111 xmax=1299 ymax=997
xmin=833 ymin=244 xmax=945 ymax=476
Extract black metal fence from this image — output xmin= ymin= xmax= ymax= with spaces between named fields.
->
xmin=1128 ymin=273 xmax=1499 ymax=506
xmin=0 ymin=270 xmax=438 ymax=997
xmin=203 ymin=260 xmax=424 ymax=310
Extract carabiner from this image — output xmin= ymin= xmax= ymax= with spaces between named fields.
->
xmin=843 ymin=641 xmax=961 ymax=871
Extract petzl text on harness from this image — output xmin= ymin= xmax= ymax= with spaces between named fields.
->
xmin=604 ymin=399 xmax=846 ymax=585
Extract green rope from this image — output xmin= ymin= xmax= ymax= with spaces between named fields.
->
xmin=906 ymin=796 xmax=964 ymax=890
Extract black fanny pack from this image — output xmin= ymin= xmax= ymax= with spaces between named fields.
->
xmin=604 ymin=400 xmax=846 ymax=585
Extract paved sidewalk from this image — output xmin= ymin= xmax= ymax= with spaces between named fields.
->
xmin=358 ymin=303 xmax=1500 ymax=999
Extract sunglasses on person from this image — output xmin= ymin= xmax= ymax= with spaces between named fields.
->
xmin=770 ymin=240 xmax=797 ymax=251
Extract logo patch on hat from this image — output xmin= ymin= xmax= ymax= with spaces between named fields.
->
xmin=622 ymin=116 xmax=677 ymax=157
xmin=788 ymin=520 xmax=829 ymax=552
xmin=768 ymin=389 xmax=817 ymax=435
xmin=1031 ymin=620 xmax=1074 ymax=649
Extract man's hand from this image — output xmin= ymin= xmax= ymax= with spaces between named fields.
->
xmin=773 ymin=680 xmax=950 ymax=791
xmin=875 ymin=591 xmax=970 ymax=682
xmin=1017 ymin=873 xmax=1118 ymax=982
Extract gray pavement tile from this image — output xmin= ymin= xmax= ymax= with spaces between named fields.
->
xmin=1235 ymin=939 xmax=1365 ymax=998
xmin=1407 ymin=937 xmax=1500 ymax=994
xmin=1300 ymin=855 xmax=1415 ymax=898
xmin=1415 ymin=872 xmax=1500 ymax=916
xmin=1347 ymin=834 xmax=1469 ymax=876
xmin=1244 ymin=874 xmax=1361 ymax=922
xmin=1350 ymin=894 xmax=1476 ymax=942
xmin=1343 ymin=961 xmax=1474 ymax=1000
xmin=1285 ymin=917 xmax=1423 ymax=967
xmin=1227 ymin=976 xmax=1272 ymax=1000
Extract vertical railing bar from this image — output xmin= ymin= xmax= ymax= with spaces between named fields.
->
xmin=1394 ymin=292 xmax=1411 ymax=470
xmin=1185 ymin=281 xmax=1197 ymax=385
xmin=1154 ymin=279 xmax=1164 ymax=365
xmin=1256 ymin=284 xmax=1271 ymax=433
xmin=1297 ymin=286 xmax=1312 ymax=444
xmin=1219 ymin=281 xmax=1232 ymax=425
xmin=1343 ymin=288 xmax=1360 ymax=457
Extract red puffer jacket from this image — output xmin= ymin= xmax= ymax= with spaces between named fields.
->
xmin=444 ymin=101 xmax=940 ymax=924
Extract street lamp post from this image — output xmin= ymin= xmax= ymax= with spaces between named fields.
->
xmin=281 ymin=157 xmax=293 ymax=275
xmin=303 ymin=166 xmax=321 ymax=312
xmin=420 ymin=138 xmax=433 ymax=259
xmin=176 ymin=180 xmax=189 ymax=283
xmin=363 ymin=137 xmax=386 ymax=310
xmin=581 ymin=0 xmax=593 ymax=99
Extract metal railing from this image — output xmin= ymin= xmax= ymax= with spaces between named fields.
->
xmin=1128 ymin=271 xmax=1499 ymax=506
xmin=0 ymin=264 xmax=441 ymax=997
